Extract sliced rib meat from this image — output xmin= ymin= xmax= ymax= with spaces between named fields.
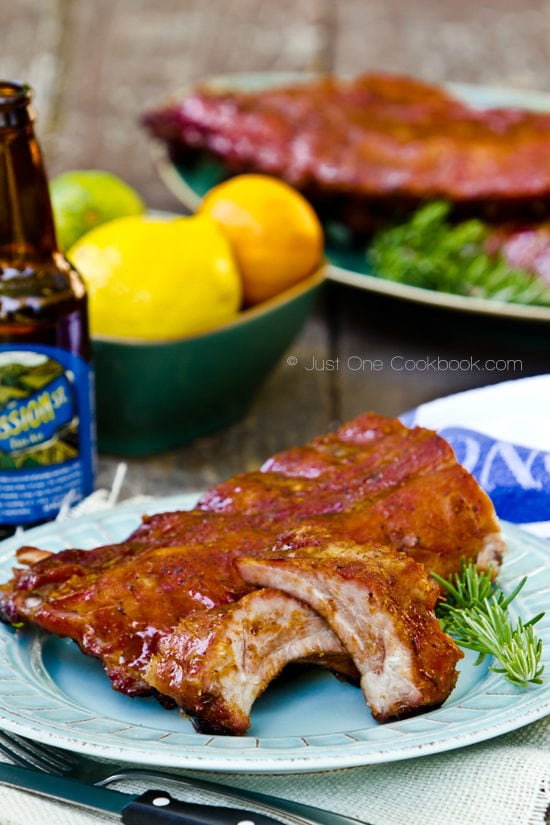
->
xmin=237 ymin=541 xmax=463 ymax=722
xmin=145 ymin=587 xmax=359 ymax=735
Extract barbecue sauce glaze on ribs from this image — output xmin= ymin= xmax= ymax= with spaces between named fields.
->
xmin=143 ymin=72 xmax=550 ymax=230
xmin=0 ymin=413 xmax=505 ymax=734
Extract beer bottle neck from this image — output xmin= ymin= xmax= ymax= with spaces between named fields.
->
xmin=0 ymin=82 xmax=58 ymax=264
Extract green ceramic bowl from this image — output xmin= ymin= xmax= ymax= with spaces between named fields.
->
xmin=92 ymin=266 xmax=325 ymax=456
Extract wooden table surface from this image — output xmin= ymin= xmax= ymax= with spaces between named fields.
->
xmin=2 ymin=0 xmax=549 ymax=501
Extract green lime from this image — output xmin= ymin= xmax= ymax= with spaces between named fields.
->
xmin=50 ymin=169 xmax=146 ymax=252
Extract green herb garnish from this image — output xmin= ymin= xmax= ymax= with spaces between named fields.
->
xmin=433 ymin=560 xmax=545 ymax=688
xmin=367 ymin=201 xmax=550 ymax=306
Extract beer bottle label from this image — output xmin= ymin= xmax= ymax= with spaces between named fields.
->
xmin=0 ymin=345 xmax=95 ymax=525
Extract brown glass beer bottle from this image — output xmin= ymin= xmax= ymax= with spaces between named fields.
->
xmin=0 ymin=81 xmax=95 ymax=537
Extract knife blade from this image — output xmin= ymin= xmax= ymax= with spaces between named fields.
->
xmin=0 ymin=762 xmax=291 ymax=824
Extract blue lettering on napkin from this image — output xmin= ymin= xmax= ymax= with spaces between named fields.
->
xmin=438 ymin=427 xmax=550 ymax=530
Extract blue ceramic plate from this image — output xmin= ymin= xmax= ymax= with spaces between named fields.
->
xmin=0 ymin=497 xmax=548 ymax=773
xmin=150 ymin=73 xmax=550 ymax=324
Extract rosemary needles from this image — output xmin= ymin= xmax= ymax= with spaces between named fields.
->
xmin=433 ymin=561 xmax=545 ymax=688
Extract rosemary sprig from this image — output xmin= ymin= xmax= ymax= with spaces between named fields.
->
xmin=433 ymin=561 xmax=545 ymax=688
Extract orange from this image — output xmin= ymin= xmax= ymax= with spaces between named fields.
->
xmin=198 ymin=174 xmax=324 ymax=305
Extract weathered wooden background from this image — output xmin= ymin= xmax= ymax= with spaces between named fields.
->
xmin=1 ymin=0 xmax=549 ymax=497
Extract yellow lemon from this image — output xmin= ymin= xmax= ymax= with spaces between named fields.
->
xmin=198 ymin=174 xmax=324 ymax=306
xmin=50 ymin=169 xmax=145 ymax=252
xmin=67 ymin=214 xmax=242 ymax=340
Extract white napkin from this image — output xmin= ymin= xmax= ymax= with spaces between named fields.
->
xmin=1 ymin=375 xmax=549 ymax=825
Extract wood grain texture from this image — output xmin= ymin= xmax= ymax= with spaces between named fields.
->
xmin=0 ymin=0 xmax=65 ymax=132
xmin=27 ymin=0 xmax=330 ymax=209
xmin=327 ymin=286 xmax=550 ymax=424
xmin=331 ymin=0 xmax=550 ymax=89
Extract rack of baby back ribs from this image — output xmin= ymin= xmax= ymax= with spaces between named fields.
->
xmin=0 ymin=412 xmax=505 ymax=735
xmin=143 ymin=72 xmax=550 ymax=237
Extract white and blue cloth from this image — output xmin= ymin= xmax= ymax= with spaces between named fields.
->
xmin=402 ymin=374 xmax=550 ymax=541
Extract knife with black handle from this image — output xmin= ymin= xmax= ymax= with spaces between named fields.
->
xmin=0 ymin=763 xmax=291 ymax=824
xmin=123 ymin=788 xmax=281 ymax=824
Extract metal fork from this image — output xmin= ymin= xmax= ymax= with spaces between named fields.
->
xmin=0 ymin=729 xmax=368 ymax=825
